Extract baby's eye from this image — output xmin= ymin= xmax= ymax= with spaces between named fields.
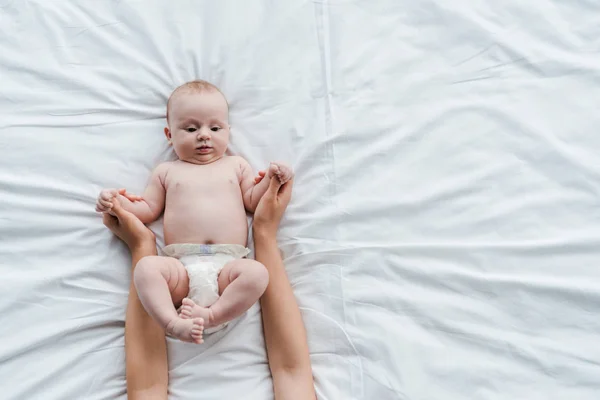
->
xmin=186 ymin=127 xmax=197 ymax=132
xmin=211 ymin=127 xmax=221 ymax=132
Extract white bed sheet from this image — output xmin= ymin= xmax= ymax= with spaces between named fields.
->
xmin=2 ymin=1 xmax=600 ymax=399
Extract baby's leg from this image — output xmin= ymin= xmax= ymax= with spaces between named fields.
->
xmin=134 ymin=256 xmax=204 ymax=343
xmin=180 ymin=260 xmax=268 ymax=328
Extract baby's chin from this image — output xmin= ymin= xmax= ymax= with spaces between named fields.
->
xmin=180 ymin=153 xmax=226 ymax=165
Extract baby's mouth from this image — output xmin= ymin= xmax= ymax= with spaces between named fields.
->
xmin=196 ymin=145 xmax=212 ymax=153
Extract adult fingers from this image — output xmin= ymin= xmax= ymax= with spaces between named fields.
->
xmin=102 ymin=211 xmax=118 ymax=231
xmin=109 ymin=198 xmax=127 ymax=218
xmin=278 ymin=178 xmax=294 ymax=202
xmin=267 ymin=174 xmax=283 ymax=196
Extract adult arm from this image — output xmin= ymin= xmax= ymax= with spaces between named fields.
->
xmin=253 ymin=178 xmax=316 ymax=400
xmin=103 ymin=201 xmax=168 ymax=400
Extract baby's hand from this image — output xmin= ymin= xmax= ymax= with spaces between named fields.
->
xmin=96 ymin=188 xmax=141 ymax=213
xmin=268 ymin=162 xmax=294 ymax=184
xmin=254 ymin=170 xmax=267 ymax=184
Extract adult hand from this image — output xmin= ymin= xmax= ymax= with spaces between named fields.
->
xmin=253 ymin=176 xmax=293 ymax=238
xmin=103 ymin=199 xmax=155 ymax=251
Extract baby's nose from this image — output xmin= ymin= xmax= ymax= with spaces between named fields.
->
xmin=197 ymin=128 xmax=211 ymax=140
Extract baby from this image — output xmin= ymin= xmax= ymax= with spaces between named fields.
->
xmin=96 ymin=80 xmax=293 ymax=344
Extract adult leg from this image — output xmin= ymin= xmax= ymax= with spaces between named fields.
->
xmin=180 ymin=259 xmax=269 ymax=328
xmin=134 ymin=256 xmax=204 ymax=343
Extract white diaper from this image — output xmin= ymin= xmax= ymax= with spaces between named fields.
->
xmin=162 ymin=243 xmax=250 ymax=334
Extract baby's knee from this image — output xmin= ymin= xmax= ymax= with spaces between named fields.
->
xmin=134 ymin=256 xmax=159 ymax=285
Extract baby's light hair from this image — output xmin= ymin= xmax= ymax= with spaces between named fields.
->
xmin=166 ymin=79 xmax=225 ymax=122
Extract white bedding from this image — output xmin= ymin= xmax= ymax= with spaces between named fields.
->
xmin=2 ymin=1 xmax=600 ymax=399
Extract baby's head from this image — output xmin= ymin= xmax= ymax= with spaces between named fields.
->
xmin=165 ymin=80 xmax=230 ymax=165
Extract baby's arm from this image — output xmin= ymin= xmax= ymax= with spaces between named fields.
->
xmin=96 ymin=163 xmax=169 ymax=224
xmin=239 ymin=158 xmax=293 ymax=213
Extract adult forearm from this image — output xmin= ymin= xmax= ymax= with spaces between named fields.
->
xmin=254 ymin=230 xmax=315 ymax=398
xmin=125 ymin=243 xmax=168 ymax=400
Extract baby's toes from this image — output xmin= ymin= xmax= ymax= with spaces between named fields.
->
xmin=180 ymin=307 xmax=192 ymax=319
xmin=190 ymin=318 xmax=204 ymax=344
xmin=182 ymin=298 xmax=195 ymax=308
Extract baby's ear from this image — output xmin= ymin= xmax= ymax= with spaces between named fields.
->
xmin=164 ymin=127 xmax=172 ymax=145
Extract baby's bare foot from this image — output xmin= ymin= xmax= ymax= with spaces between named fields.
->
xmin=190 ymin=319 xmax=204 ymax=344
xmin=166 ymin=317 xmax=204 ymax=344
xmin=179 ymin=298 xmax=215 ymax=327
xmin=179 ymin=298 xmax=194 ymax=319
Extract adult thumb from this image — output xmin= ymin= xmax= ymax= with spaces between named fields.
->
xmin=267 ymin=176 xmax=282 ymax=196
xmin=102 ymin=212 xmax=118 ymax=230
xmin=110 ymin=198 xmax=125 ymax=217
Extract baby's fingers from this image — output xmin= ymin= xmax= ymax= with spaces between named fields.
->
xmin=96 ymin=203 xmax=110 ymax=213
xmin=269 ymin=163 xmax=280 ymax=176
xmin=98 ymin=198 xmax=113 ymax=209
xmin=254 ymin=170 xmax=267 ymax=184
xmin=100 ymin=191 xmax=115 ymax=201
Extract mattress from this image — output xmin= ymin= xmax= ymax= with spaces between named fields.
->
xmin=1 ymin=1 xmax=600 ymax=399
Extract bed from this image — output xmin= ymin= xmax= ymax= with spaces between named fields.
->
xmin=1 ymin=1 xmax=600 ymax=399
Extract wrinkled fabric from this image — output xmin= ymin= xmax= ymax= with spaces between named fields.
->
xmin=1 ymin=1 xmax=600 ymax=399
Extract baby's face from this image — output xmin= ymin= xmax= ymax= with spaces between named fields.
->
xmin=165 ymin=91 xmax=230 ymax=165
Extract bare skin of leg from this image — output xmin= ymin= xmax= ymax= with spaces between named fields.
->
xmin=179 ymin=259 xmax=269 ymax=329
xmin=134 ymin=256 xmax=205 ymax=344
